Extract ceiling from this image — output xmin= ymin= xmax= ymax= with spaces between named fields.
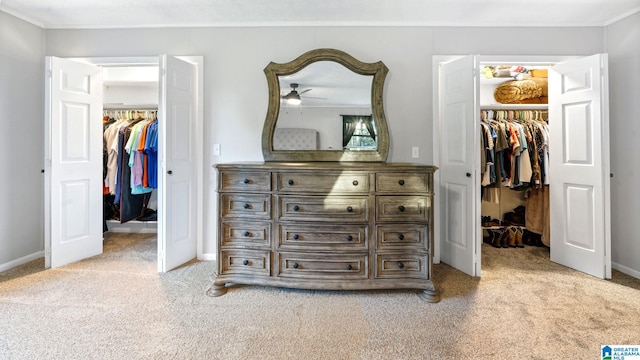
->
xmin=1 ymin=0 xmax=639 ymax=29
xmin=279 ymin=61 xmax=372 ymax=107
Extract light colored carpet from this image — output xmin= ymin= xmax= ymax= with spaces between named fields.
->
xmin=0 ymin=233 xmax=639 ymax=359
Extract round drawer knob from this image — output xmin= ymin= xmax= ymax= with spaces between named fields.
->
xmin=398 ymin=234 xmax=405 ymax=240
xmin=352 ymin=180 xmax=359 ymax=186
xmin=346 ymin=264 xmax=353 ymax=271
xmin=346 ymin=235 xmax=353 ymax=241
xmin=399 ymin=205 xmax=405 ymax=212
xmin=397 ymin=262 xmax=405 ymax=269
xmin=243 ymin=178 xmax=250 ymax=184
xmin=243 ymin=260 xmax=249 ymax=266
xmin=288 ymin=179 xmax=294 ymax=186
xmin=398 ymin=180 xmax=405 ymax=186
xmin=243 ymin=203 xmax=250 ymax=209
xmin=293 ymin=205 xmax=300 ymax=212
xmin=346 ymin=206 xmax=353 ymax=212
xmin=292 ymin=262 xmax=299 ymax=269
xmin=293 ymin=234 xmax=299 ymax=240
xmin=243 ymin=231 xmax=250 ymax=237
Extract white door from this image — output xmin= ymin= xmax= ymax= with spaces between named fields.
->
xmin=438 ymin=55 xmax=481 ymax=276
xmin=157 ymin=55 xmax=198 ymax=272
xmin=548 ymin=54 xmax=611 ymax=279
xmin=44 ymin=57 xmax=103 ymax=268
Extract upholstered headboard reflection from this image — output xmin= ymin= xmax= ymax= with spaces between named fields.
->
xmin=273 ymin=128 xmax=319 ymax=150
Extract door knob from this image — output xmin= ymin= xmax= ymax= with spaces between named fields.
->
xmin=466 ymin=172 xmax=471 ymax=177
xmin=167 ymin=170 xmax=173 ymax=175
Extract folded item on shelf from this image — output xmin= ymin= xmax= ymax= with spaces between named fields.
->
xmin=513 ymin=96 xmax=548 ymax=104
xmin=494 ymin=77 xmax=548 ymax=103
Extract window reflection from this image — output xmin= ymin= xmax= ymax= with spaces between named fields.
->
xmin=343 ymin=115 xmax=377 ymax=150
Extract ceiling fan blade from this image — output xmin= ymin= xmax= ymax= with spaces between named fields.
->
xmin=302 ymin=96 xmax=327 ymax=100
xmin=299 ymin=89 xmax=312 ymax=95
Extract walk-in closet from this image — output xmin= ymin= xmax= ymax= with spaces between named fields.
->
xmin=44 ymin=56 xmax=202 ymax=272
xmin=435 ymin=54 xmax=611 ymax=279
xmin=478 ymin=64 xmax=550 ymax=250
xmin=102 ymin=65 xmax=160 ymax=234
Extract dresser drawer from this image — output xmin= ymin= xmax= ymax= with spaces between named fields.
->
xmin=278 ymin=252 xmax=368 ymax=279
xmin=220 ymin=194 xmax=271 ymax=220
xmin=221 ymin=221 xmax=271 ymax=248
xmin=376 ymin=173 xmax=431 ymax=193
xmin=219 ymin=171 xmax=271 ymax=192
xmin=279 ymin=224 xmax=368 ymax=251
xmin=376 ymin=196 xmax=429 ymax=222
xmin=278 ymin=195 xmax=369 ymax=222
xmin=375 ymin=253 xmax=428 ymax=279
xmin=219 ymin=249 xmax=271 ymax=276
xmin=277 ymin=172 xmax=369 ymax=193
xmin=376 ymin=224 xmax=428 ymax=250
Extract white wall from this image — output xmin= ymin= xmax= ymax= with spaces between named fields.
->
xmin=606 ymin=11 xmax=640 ymax=278
xmin=42 ymin=25 xmax=605 ymax=257
xmin=277 ymin=106 xmax=370 ymax=150
xmin=6 ymin=14 xmax=637 ymax=277
xmin=0 ymin=12 xmax=45 ymax=270
xmin=103 ymin=84 xmax=159 ymax=108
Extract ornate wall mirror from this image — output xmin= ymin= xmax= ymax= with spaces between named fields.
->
xmin=262 ymin=48 xmax=389 ymax=162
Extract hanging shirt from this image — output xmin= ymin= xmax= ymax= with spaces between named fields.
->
xmin=144 ymin=120 xmax=159 ymax=189
xmin=137 ymin=120 xmax=154 ymax=188
xmin=127 ymin=120 xmax=153 ymax=195
xmin=104 ymin=119 xmax=129 ymax=193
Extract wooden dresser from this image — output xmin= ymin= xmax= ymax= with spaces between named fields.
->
xmin=208 ymin=162 xmax=439 ymax=302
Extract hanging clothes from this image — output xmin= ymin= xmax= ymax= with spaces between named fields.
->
xmin=102 ymin=109 xmax=159 ymax=224
xmin=480 ymin=108 xmax=550 ymax=240
xmin=479 ymin=109 xmax=549 ymax=191
xmin=118 ymin=120 xmax=151 ymax=223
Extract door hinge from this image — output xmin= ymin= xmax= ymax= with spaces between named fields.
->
xmin=45 ymin=247 xmax=51 ymax=256
xmin=48 ymin=70 xmax=53 ymax=79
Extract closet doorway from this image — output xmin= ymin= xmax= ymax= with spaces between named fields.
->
xmin=432 ymin=54 xmax=611 ymax=279
xmin=44 ymin=55 xmax=203 ymax=272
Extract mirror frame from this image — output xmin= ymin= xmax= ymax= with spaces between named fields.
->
xmin=262 ymin=48 xmax=389 ymax=162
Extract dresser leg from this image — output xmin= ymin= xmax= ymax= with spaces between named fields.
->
xmin=206 ymin=280 xmax=228 ymax=297
xmin=417 ymin=282 xmax=440 ymax=303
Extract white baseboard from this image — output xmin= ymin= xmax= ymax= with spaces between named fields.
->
xmin=0 ymin=251 xmax=44 ymax=273
xmin=199 ymin=253 xmax=216 ymax=261
xmin=612 ymin=261 xmax=640 ymax=279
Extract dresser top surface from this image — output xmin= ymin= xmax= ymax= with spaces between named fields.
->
xmin=215 ymin=162 xmax=437 ymax=172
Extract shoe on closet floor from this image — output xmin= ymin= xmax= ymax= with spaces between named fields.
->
xmin=515 ymin=227 xmax=524 ymax=248
xmin=506 ymin=226 xmax=519 ymax=247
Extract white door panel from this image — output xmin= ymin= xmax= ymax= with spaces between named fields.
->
xmin=45 ymin=57 xmax=103 ymax=268
xmin=549 ymin=54 xmax=611 ymax=279
xmin=158 ymin=55 xmax=198 ymax=272
xmin=438 ymin=55 xmax=480 ymax=276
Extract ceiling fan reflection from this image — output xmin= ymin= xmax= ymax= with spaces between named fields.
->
xmin=282 ymin=83 xmax=326 ymax=105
